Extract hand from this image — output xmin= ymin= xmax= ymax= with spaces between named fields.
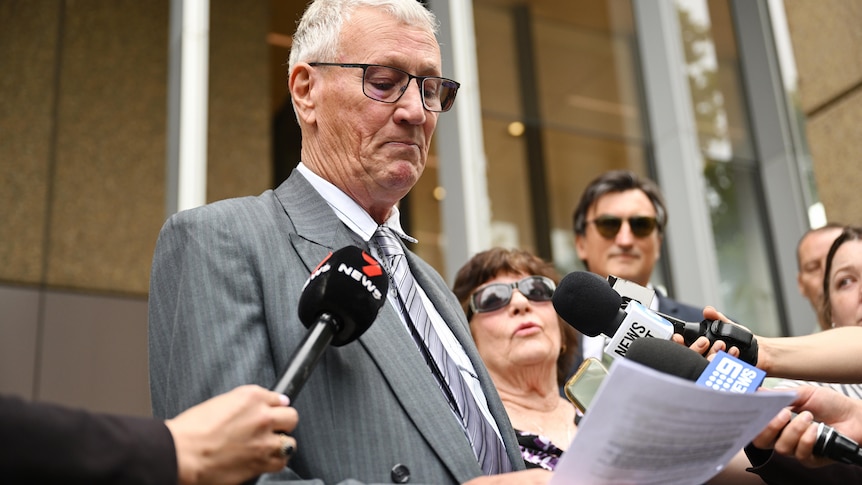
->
xmin=750 ymin=407 xmax=831 ymax=468
xmin=671 ymin=306 xmax=745 ymax=360
xmin=752 ymin=386 xmax=862 ymax=467
xmin=672 ymin=333 xmax=730 ymax=360
xmin=165 ymin=385 xmax=299 ymax=485
xmin=463 ymin=469 xmax=551 ymax=484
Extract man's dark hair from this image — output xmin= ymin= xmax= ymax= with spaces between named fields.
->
xmin=572 ymin=170 xmax=668 ymax=236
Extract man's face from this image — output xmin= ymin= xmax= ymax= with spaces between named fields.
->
xmin=307 ymin=8 xmax=441 ymax=220
xmin=575 ymin=189 xmax=662 ymax=286
xmin=797 ymin=227 xmax=843 ymax=310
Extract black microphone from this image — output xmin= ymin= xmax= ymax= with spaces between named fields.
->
xmin=273 ymin=246 xmax=389 ymax=399
xmin=552 ymin=271 xmax=758 ymax=365
xmin=626 ymin=338 xmax=862 ymax=467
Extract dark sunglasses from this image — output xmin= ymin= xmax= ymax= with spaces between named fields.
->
xmin=589 ymin=215 xmax=658 ymax=239
xmin=469 ymin=276 xmax=556 ymax=315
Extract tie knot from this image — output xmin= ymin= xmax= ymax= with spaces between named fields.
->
xmin=373 ymin=226 xmax=404 ymax=258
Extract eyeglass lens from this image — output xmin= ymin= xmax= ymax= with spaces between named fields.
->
xmin=592 ymin=216 xmax=657 ymax=239
xmin=471 ymin=276 xmax=556 ymax=314
xmin=363 ymin=65 xmax=458 ymax=112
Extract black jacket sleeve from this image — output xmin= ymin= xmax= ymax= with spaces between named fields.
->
xmin=744 ymin=443 xmax=862 ymax=485
xmin=0 ymin=394 xmax=177 ymax=485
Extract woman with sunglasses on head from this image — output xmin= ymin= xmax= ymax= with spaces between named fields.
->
xmin=452 ymin=248 xmax=581 ymax=471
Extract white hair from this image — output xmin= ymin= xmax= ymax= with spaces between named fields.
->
xmin=288 ymin=0 xmax=438 ymax=73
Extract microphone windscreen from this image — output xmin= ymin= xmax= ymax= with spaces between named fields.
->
xmin=552 ymin=271 xmax=622 ymax=337
xmin=625 ymin=338 xmax=709 ymax=382
xmin=297 ymin=246 xmax=389 ymax=346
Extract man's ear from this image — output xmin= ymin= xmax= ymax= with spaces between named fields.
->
xmin=574 ymin=234 xmax=587 ymax=260
xmin=289 ymin=63 xmax=316 ymax=125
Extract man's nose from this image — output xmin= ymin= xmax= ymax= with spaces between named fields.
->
xmin=615 ymin=221 xmax=635 ymax=245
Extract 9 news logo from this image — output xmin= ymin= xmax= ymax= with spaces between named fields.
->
xmin=696 ymin=351 xmax=765 ymax=394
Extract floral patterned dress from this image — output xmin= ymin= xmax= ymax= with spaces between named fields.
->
xmin=516 ymin=430 xmax=565 ymax=471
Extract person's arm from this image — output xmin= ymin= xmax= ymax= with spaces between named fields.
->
xmin=166 ymin=385 xmax=297 ymax=485
xmin=0 ymin=386 xmax=296 ymax=485
xmin=694 ymin=307 xmax=862 ymax=383
xmin=751 ymin=385 xmax=862 ymax=467
xmin=0 ymin=394 xmax=177 ymax=484
xmin=743 ymin=386 xmax=862 ymax=483
xmin=756 ymin=327 xmax=862 ymax=383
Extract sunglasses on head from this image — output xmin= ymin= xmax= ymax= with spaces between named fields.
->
xmin=469 ymin=275 xmax=556 ymax=315
xmin=588 ymin=215 xmax=658 ymax=239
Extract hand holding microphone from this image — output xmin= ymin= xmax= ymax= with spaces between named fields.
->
xmin=625 ymin=338 xmax=862 ymax=467
xmin=752 ymin=385 xmax=862 ymax=468
xmin=552 ymin=271 xmax=759 ymax=364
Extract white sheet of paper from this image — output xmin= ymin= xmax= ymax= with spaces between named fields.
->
xmin=550 ymin=357 xmax=796 ymax=485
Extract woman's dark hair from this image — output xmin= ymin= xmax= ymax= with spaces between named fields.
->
xmin=452 ymin=247 xmax=580 ymax=386
xmin=822 ymin=226 xmax=862 ymax=326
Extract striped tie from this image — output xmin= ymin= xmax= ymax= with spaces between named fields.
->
xmin=372 ymin=226 xmax=511 ymax=475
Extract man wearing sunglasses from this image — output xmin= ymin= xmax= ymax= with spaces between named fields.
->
xmin=571 ymin=170 xmax=705 ymax=364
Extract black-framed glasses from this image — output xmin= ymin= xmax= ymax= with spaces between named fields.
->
xmin=308 ymin=62 xmax=460 ymax=112
xmin=588 ymin=215 xmax=658 ymax=239
xmin=469 ymin=276 xmax=556 ymax=315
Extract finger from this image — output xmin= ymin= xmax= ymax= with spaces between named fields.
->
xmin=278 ymin=433 xmax=297 ymax=459
xmin=795 ymin=421 xmax=819 ymax=463
xmin=703 ymin=306 xmax=748 ymax=330
xmin=774 ymin=411 xmax=813 ymax=456
xmin=703 ymin=306 xmax=721 ymax=321
xmin=266 ymin=390 xmax=291 ymax=407
xmin=751 ymin=408 xmax=792 ymax=449
xmin=725 ymin=345 xmax=741 ymax=358
xmin=272 ymin=406 xmax=300 ymax=433
xmin=707 ymin=306 xmax=734 ymax=324
xmin=687 ymin=336 xmax=710 ymax=355
xmin=262 ymin=433 xmax=294 ymax=473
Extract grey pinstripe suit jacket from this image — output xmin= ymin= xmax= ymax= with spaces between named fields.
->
xmin=148 ymin=170 xmax=524 ymax=484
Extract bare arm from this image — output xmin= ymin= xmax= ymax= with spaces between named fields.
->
xmin=755 ymin=327 xmax=862 ymax=383
xmin=692 ymin=307 xmax=862 ymax=383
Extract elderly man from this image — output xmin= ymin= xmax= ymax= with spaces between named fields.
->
xmin=148 ymin=0 xmax=545 ymax=483
xmin=796 ymin=223 xmax=844 ymax=331
xmin=571 ymin=170 xmax=704 ymax=361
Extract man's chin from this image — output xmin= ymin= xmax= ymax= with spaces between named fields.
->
xmin=605 ymin=264 xmax=642 ymax=284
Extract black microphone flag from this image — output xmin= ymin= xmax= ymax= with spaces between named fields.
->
xmin=274 ymin=246 xmax=389 ymax=399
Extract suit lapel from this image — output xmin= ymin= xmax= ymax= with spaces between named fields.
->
xmin=274 ymin=171 xmax=488 ymax=480
xmin=407 ymin=251 xmax=523 ymax=470
xmin=274 ymin=170 xmax=364 ymax=269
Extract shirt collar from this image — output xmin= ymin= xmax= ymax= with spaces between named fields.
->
xmin=296 ymin=162 xmax=417 ymax=244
